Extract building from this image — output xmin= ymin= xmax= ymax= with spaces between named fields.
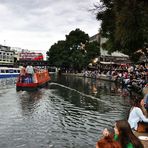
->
xmin=89 ymin=33 xmax=100 ymax=43
xmin=11 ymin=47 xmax=44 ymax=61
xmin=89 ymin=33 xmax=129 ymax=63
xmin=0 ymin=45 xmax=15 ymax=66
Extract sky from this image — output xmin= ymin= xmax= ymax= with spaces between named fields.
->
xmin=0 ymin=0 xmax=100 ymax=57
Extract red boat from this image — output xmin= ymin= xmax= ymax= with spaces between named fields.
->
xmin=16 ymin=70 xmax=51 ymax=91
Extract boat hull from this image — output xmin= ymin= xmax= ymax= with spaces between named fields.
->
xmin=16 ymin=80 xmax=50 ymax=91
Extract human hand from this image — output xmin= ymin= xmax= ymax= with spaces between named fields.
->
xmin=114 ymin=125 xmax=119 ymax=135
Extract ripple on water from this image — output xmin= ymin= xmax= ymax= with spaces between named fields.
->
xmin=0 ymin=77 xmax=131 ymax=148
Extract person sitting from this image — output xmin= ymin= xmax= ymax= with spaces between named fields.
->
xmin=101 ymin=120 xmax=144 ymax=148
xmin=114 ymin=120 xmax=144 ymax=148
xmin=96 ymin=133 xmax=121 ymax=148
xmin=128 ymin=97 xmax=148 ymax=131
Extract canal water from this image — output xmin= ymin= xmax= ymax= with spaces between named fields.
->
xmin=0 ymin=75 xmax=131 ymax=148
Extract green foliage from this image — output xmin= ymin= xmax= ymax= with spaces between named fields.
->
xmin=95 ymin=0 xmax=148 ymax=62
xmin=47 ymin=28 xmax=100 ymax=71
xmin=46 ymin=41 xmax=67 ymax=67
xmin=85 ymin=41 xmax=100 ymax=66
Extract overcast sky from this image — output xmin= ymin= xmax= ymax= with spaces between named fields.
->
xmin=0 ymin=0 xmax=100 ymax=55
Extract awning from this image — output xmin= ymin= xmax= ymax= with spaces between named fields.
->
xmin=100 ymin=61 xmax=115 ymax=64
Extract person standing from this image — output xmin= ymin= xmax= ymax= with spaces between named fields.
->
xmin=26 ymin=63 xmax=34 ymax=83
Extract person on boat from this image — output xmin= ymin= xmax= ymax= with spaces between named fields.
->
xmin=128 ymin=97 xmax=148 ymax=131
xmin=101 ymin=120 xmax=144 ymax=148
xmin=19 ymin=65 xmax=26 ymax=83
xmin=26 ymin=63 xmax=34 ymax=83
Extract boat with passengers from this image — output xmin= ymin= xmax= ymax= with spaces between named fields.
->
xmin=16 ymin=69 xmax=51 ymax=91
xmin=0 ymin=67 xmax=20 ymax=79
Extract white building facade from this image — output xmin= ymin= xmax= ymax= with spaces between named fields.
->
xmin=0 ymin=45 xmax=15 ymax=66
xmin=89 ymin=33 xmax=129 ymax=63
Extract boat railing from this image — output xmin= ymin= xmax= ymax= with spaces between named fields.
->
xmin=18 ymin=70 xmax=50 ymax=83
xmin=34 ymin=70 xmax=49 ymax=83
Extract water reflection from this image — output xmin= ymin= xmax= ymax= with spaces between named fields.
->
xmin=0 ymin=78 xmax=17 ymax=89
xmin=17 ymin=90 xmax=43 ymax=116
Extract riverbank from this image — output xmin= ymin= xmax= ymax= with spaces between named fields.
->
xmin=62 ymin=72 xmax=148 ymax=147
xmin=62 ymin=72 xmax=117 ymax=82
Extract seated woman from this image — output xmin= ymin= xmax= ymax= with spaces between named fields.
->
xmin=114 ymin=120 xmax=144 ymax=148
xmin=99 ymin=120 xmax=143 ymax=148
xmin=96 ymin=134 xmax=121 ymax=148
xmin=128 ymin=97 xmax=148 ymax=131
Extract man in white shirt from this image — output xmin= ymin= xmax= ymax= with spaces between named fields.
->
xmin=26 ymin=63 xmax=34 ymax=83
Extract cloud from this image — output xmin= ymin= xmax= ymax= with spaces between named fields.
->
xmin=0 ymin=0 xmax=100 ymax=54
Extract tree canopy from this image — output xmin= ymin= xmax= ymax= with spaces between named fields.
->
xmin=47 ymin=28 xmax=100 ymax=71
xmin=95 ymin=0 xmax=148 ymax=62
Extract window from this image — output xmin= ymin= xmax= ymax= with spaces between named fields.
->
xmin=1 ymin=70 xmax=5 ymax=73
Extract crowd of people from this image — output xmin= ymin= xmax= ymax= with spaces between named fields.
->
xmin=19 ymin=63 xmax=148 ymax=147
xmin=94 ymin=63 xmax=148 ymax=147
xmin=83 ymin=63 xmax=148 ymax=92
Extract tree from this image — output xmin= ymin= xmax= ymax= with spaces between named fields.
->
xmin=47 ymin=40 xmax=67 ymax=67
xmin=47 ymin=28 xmax=100 ymax=71
xmin=95 ymin=0 xmax=148 ymax=62
xmin=65 ymin=29 xmax=89 ymax=71
xmin=84 ymin=41 xmax=100 ymax=67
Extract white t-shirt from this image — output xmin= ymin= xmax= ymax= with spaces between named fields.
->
xmin=128 ymin=107 xmax=148 ymax=130
xmin=26 ymin=66 xmax=34 ymax=74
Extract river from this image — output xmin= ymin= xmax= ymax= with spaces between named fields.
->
xmin=0 ymin=74 xmax=131 ymax=148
